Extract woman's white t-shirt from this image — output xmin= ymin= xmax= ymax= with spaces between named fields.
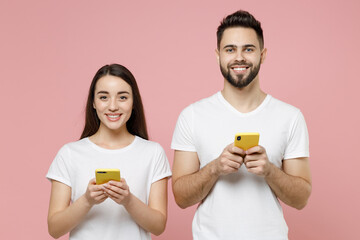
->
xmin=47 ymin=136 xmax=171 ymax=240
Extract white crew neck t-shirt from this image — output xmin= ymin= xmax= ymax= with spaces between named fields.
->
xmin=47 ymin=136 xmax=171 ymax=240
xmin=172 ymin=92 xmax=309 ymax=240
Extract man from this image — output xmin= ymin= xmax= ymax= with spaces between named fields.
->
xmin=171 ymin=10 xmax=312 ymax=239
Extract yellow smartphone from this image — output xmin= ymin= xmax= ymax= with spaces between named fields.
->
xmin=234 ymin=132 xmax=260 ymax=150
xmin=95 ymin=169 xmax=121 ymax=185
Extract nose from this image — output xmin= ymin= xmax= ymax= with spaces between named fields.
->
xmin=235 ymin=49 xmax=245 ymax=61
xmin=108 ymin=98 xmax=119 ymax=111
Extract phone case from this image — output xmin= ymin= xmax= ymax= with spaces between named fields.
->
xmin=95 ymin=169 xmax=121 ymax=185
xmin=234 ymin=132 xmax=260 ymax=150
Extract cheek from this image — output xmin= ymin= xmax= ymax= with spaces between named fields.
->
xmin=126 ymin=101 xmax=134 ymax=113
xmin=252 ymin=54 xmax=262 ymax=64
xmin=220 ymin=60 xmax=230 ymax=70
xmin=119 ymin=100 xmax=133 ymax=114
xmin=93 ymin=100 xmax=107 ymax=111
xmin=219 ymin=55 xmax=231 ymax=66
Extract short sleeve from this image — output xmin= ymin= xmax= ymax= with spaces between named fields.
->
xmin=284 ymin=111 xmax=310 ymax=160
xmin=151 ymin=144 xmax=172 ymax=183
xmin=171 ymin=105 xmax=197 ymax=152
xmin=46 ymin=145 xmax=72 ymax=187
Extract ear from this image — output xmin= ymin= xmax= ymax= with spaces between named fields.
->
xmin=260 ymin=48 xmax=267 ymax=64
xmin=215 ymin=48 xmax=220 ymax=65
xmin=93 ymin=101 xmax=96 ymax=109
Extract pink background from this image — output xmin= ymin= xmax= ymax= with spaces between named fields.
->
xmin=1 ymin=0 xmax=359 ymax=239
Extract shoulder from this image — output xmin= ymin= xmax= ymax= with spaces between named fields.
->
xmin=267 ymin=95 xmax=302 ymax=116
xmin=56 ymin=138 xmax=90 ymax=156
xmin=190 ymin=92 xmax=220 ymax=109
xmin=63 ymin=138 xmax=89 ymax=150
xmin=179 ymin=92 xmax=220 ymax=116
xmin=134 ymin=136 xmax=165 ymax=152
xmin=133 ymin=137 xmax=169 ymax=165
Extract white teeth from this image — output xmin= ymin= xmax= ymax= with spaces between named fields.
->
xmin=234 ymin=67 xmax=246 ymax=71
xmin=107 ymin=115 xmax=120 ymax=118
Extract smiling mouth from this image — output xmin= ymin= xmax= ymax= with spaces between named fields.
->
xmin=106 ymin=114 xmax=122 ymax=121
xmin=231 ymin=66 xmax=249 ymax=73
xmin=233 ymin=67 xmax=247 ymax=71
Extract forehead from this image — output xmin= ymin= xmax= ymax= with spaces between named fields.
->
xmin=95 ymin=75 xmax=132 ymax=92
xmin=220 ymin=27 xmax=261 ymax=49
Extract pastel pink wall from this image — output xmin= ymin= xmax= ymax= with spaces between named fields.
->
xmin=1 ymin=0 xmax=359 ymax=239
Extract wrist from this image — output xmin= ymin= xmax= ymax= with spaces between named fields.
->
xmin=208 ymin=160 xmax=221 ymax=177
xmin=122 ymin=192 xmax=133 ymax=208
xmin=81 ymin=194 xmax=94 ymax=209
xmin=264 ymin=162 xmax=276 ymax=178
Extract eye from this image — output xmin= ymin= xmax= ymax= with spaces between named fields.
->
xmin=225 ymin=48 xmax=235 ymax=53
xmin=119 ymin=95 xmax=128 ymax=101
xmin=244 ymin=48 xmax=254 ymax=52
xmin=99 ymin=95 xmax=107 ymax=100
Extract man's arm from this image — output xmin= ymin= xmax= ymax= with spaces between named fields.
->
xmin=172 ymin=144 xmax=245 ymax=209
xmin=266 ymin=157 xmax=311 ymax=209
xmin=244 ymin=146 xmax=312 ymax=210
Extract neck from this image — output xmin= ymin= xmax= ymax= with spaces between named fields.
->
xmin=221 ymin=77 xmax=267 ymax=113
xmin=89 ymin=124 xmax=135 ymax=149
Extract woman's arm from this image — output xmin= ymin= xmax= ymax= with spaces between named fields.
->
xmin=103 ymin=178 xmax=168 ymax=236
xmin=47 ymin=179 xmax=107 ymax=239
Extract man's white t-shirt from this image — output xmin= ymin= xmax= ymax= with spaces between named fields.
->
xmin=172 ymin=92 xmax=309 ymax=240
xmin=47 ymin=136 xmax=171 ymax=240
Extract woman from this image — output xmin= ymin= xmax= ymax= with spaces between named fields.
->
xmin=47 ymin=64 xmax=171 ymax=239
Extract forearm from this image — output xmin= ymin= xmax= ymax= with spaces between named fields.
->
xmin=124 ymin=193 xmax=166 ymax=236
xmin=173 ymin=161 xmax=219 ymax=209
xmin=48 ymin=195 xmax=92 ymax=238
xmin=265 ymin=163 xmax=312 ymax=210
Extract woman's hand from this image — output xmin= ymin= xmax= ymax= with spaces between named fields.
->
xmin=84 ymin=178 xmax=108 ymax=206
xmin=48 ymin=179 xmax=107 ymax=238
xmin=102 ymin=178 xmax=131 ymax=206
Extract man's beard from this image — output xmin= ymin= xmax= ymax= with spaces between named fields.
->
xmin=220 ymin=60 xmax=261 ymax=89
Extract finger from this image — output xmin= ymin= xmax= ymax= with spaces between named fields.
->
xmin=91 ymin=189 xmax=107 ymax=198
xmin=244 ymin=154 xmax=266 ymax=166
xmin=243 ymin=153 xmax=259 ymax=163
xmin=104 ymin=188 xmax=119 ymax=199
xmin=227 ymin=161 xmax=242 ymax=170
xmin=245 ymin=157 xmax=267 ymax=170
xmin=227 ymin=153 xmax=244 ymax=163
xmin=97 ymin=197 xmax=107 ymax=203
xmin=228 ymin=144 xmax=246 ymax=155
xmin=89 ymin=178 xmax=97 ymax=185
xmin=108 ymin=180 xmax=122 ymax=188
xmin=90 ymin=184 xmax=105 ymax=192
xmin=95 ymin=193 xmax=108 ymax=202
xmin=105 ymin=187 xmax=128 ymax=199
xmin=220 ymin=157 xmax=242 ymax=170
xmin=244 ymin=160 xmax=258 ymax=168
xmin=245 ymin=145 xmax=264 ymax=155
xmin=247 ymin=167 xmax=261 ymax=175
xmin=102 ymin=183 xmax=123 ymax=196
xmin=110 ymin=179 xmax=129 ymax=190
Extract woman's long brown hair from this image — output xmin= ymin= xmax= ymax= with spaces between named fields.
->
xmin=80 ymin=64 xmax=148 ymax=140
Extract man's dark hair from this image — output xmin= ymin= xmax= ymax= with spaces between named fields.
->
xmin=217 ymin=10 xmax=264 ymax=49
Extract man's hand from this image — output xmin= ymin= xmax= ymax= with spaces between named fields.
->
xmin=243 ymin=145 xmax=272 ymax=177
xmin=213 ymin=143 xmax=246 ymax=176
xmin=243 ymin=145 xmax=312 ymax=209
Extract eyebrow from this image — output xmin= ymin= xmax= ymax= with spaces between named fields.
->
xmin=96 ymin=91 xmax=130 ymax=95
xmin=223 ymin=44 xmax=257 ymax=49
